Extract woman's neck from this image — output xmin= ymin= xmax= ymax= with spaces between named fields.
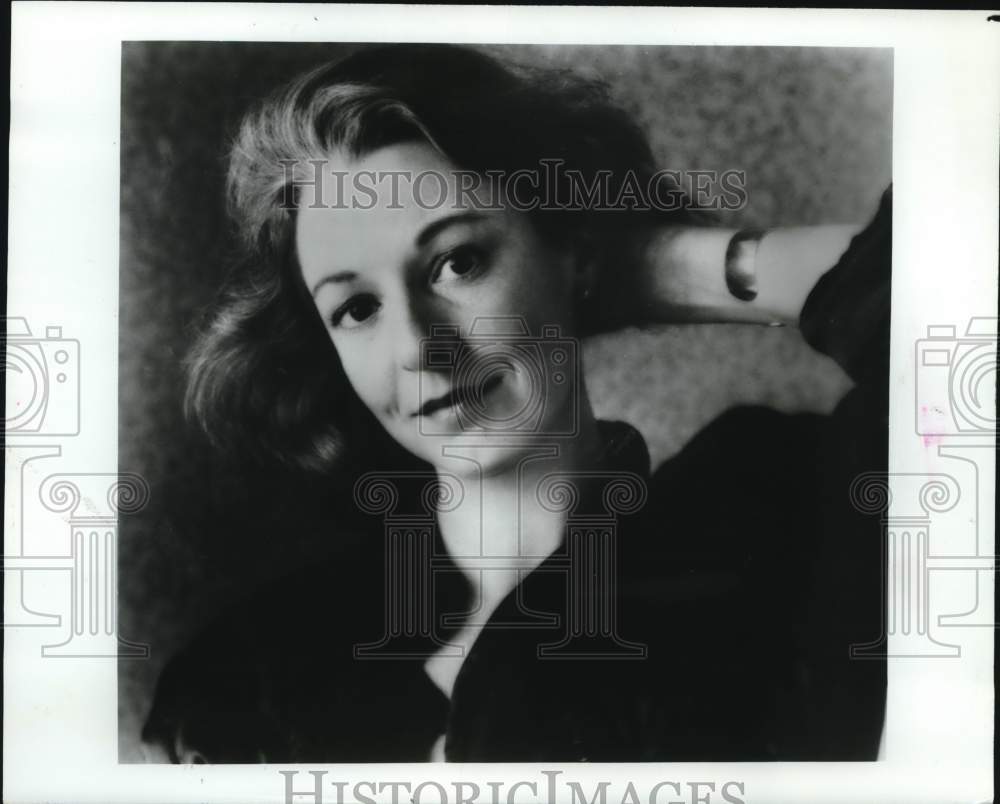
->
xmin=431 ymin=395 xmax=603 ymax=617
xmin=422 ymin=394 xmax=603 ymax=699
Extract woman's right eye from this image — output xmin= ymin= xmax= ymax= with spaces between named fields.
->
xmin=329 ymin=295 xmax=381 ymax=329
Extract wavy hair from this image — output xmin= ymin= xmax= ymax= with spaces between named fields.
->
xmin=186 ymin=44 xmax=691 ymax=473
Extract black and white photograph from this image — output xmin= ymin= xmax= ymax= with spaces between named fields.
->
xmin=119 ymin=41 xmax=892 ymax=764
xmin=4 ymin=6 xmax=996 ymax=804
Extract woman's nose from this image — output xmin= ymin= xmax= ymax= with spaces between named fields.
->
xmin=394 ymin=301 xmax=434 ymax=373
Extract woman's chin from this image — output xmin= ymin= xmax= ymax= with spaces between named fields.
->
xmin=393 ymin=381 xmax=576 ymax=475
xmin=403 ymin=431 xmax=560 ymax=478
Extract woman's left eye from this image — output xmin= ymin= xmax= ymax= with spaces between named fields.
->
xmin=431 ymin=246 xmax=485 ymax=283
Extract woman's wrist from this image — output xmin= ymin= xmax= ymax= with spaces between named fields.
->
xmin=633 ymin=224 xmax=773 ymax=325
xmin=633 ymin=223 xmax=866 ymax=327
xmin=753 ymin=225 xmax=865 ymax=323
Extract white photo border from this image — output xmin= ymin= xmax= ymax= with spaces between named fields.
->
xmin=5 ymin=4 xmax=996 ymax=804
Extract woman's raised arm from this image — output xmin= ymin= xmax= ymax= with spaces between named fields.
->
xmin=620 ymin=221 xmax=867 ymax=327
xmin=607 ymin=186 xmax=893 ymax=388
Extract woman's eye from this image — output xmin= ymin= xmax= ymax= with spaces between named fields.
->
xmin=432 ymin=246 xmax=484 ymax=283
xmin=330 ymin=295 xmax=380 ymax=329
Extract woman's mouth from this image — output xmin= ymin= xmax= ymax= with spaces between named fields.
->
xmin=417 ymin=372 xmax=505 ymax=418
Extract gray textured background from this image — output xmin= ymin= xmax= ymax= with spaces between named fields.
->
xmin=118 ymin=43 xmax=891 ymax=761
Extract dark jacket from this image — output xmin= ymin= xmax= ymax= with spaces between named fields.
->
xmin=143 ymin=188 xmax=891 ymax=763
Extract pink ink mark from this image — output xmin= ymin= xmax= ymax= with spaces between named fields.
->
xmin=918 ymin=404 xmax=948 ymax=448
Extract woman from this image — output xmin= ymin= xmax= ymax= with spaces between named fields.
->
xmin=143 ymin=44 xmax=890 ymax=763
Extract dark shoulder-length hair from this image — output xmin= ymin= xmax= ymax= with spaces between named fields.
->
xmin=186 ymin=44 xmax=692 ymax=474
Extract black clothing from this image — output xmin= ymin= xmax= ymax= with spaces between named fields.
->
xmin=143 ymin=188 xmax=891 ymax=763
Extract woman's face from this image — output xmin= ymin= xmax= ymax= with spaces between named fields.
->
xmin=295 ymin=141 xmax=583 ymax=474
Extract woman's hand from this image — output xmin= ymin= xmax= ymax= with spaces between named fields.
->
xmin=619 ymin=222 xmax=866 ymax=328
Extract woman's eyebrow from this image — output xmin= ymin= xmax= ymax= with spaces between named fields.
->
xmin=310 ymin=213 xmax=490 ymax=296
xmin=415 ymin=212 xmax=488 ymax=247
xmin=311 ymin=270 xmax=357 ymax=297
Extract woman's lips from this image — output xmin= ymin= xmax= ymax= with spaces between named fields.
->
xmin=417 ymin=373 xmax=505 ymax=418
